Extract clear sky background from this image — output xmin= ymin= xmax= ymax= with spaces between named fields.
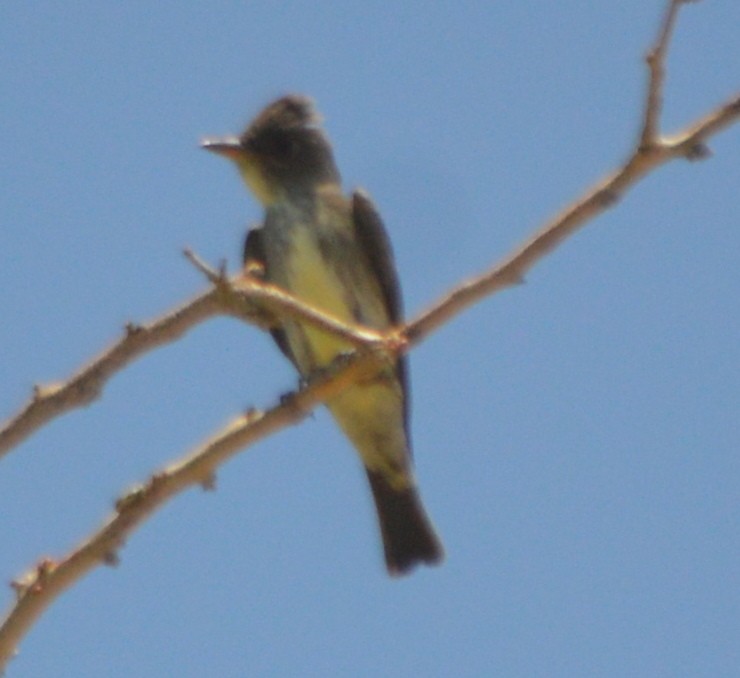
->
xmin=1 ymin=2 xmax=738 ymax=676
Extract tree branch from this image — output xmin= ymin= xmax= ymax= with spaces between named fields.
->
xmin=0 ymin=347 xmax=388 ymax=668
xmin=0 ymin=290 xmax=223 ymax=461
xmin=405 ymin=91 xmax=740 ymax=345
xmin=1 ymin=0 xmax=738 ymax=669
xmin=0 ymin=255 xmax=388 ymax=463
xmin=641 ymin=0 xmax=686 ymax=149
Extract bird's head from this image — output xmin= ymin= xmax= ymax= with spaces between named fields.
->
xmin=201 ymin=95 xmax=340 ymax=206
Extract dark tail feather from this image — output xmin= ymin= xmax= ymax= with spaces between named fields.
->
xmin=366 ymin=470 xmax=444 ymax=576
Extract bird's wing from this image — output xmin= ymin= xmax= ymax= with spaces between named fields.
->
xmin=351 ymin=189 xmax=411 ymax=438
xmin=350 ymin=189 xmax=404 ymax=324
xmin=242 ymin=226 xmax=300 ymax=369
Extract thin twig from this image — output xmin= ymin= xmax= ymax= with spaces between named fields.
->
xmin=640 ymin=0 xmax=687 ymax=148
xmin=233 ymin=278 xmax=389 ymax=346
xmin=183 ymin=246 xmax=388 ymax=347
xmin=183 ymin=247 xmax=225 ymax=284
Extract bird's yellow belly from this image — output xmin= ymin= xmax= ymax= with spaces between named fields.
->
xmin=285 ymin=228 xmax=355 ymax=367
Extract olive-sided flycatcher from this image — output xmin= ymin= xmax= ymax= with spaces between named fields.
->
xmin=202 ymin=95 xmax=442 ymax=575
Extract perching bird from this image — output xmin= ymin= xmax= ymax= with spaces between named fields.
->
xmin=202 ymin=95 xmax=442 ymax=575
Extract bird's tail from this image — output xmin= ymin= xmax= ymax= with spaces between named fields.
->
xmin=366 ymin=469 xmax=443 ymax=576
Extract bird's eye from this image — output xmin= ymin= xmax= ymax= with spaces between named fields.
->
xmin=253 ymin=131 xmax=296 ymax=163
xmin=273 ymin=135 xmax=295 ymax=159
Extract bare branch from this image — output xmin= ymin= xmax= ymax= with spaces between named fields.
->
xmin=5 ymin=12 xmax=734 ymax=465
xmin=1 ymin=0 xmax=738 ymax=668
xmin=404 ymin=89 xmax=740 ymax=343
xmin=0 ymin=260 xmax=389 ymax=463
xmin=0 ymin=348 xmax=388 ymax=667
xmin=665 ymin=92 xmax=740 ymax=156
xmin=0 ymin=291 xmax=223 ymax=460
xmin=232 ymin=277 xmax=389 ymax=346
xmin=184 ymin=245 xmax=389 ymax=348
xmin=640 ymin=0 xmax=687 ymax=148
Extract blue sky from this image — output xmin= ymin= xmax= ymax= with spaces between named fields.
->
xmin=1 ymin=2 xmax=738 ymax=676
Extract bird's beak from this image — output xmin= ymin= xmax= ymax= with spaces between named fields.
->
xmin=200 ymin=135 xmax=245 ymax=160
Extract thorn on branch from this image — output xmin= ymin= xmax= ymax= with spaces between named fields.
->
xmin=200 ymin=472 xmax=217 ymax=492
xmin=115 ymin=484 xmax=146 ymax=512
xmin=597 ymin=188 xmax=621 ymax=208
xmin=102 ymin=551 xmax=120 ymax=567
xmin=243 ymin=407 xmax=262 ymax=424
xmin=277 ymin=387 xmax=314 ymax=421
xmin=9 ymin=579 xmax=25 ymax=598
xmin=684 ymin=142 xmax=712 ymax=161
xmin=503 ymin=270 xmax=527 ymax=286
xmin=11 ymin=559 xmax=57 ymax=598
xmin=125 ymin=322 xmax=143 ymax=336
xmin=71 ymin=379 xmax=102 ymax=405
xmin=183 ymin=248 xmax=226 ymax=286
xmin=148 ymin=472 xmax=167 ymax=492
xmin=278 ymin=390 xmax=298 ymax=407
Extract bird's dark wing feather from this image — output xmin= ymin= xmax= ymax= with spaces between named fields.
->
xmin=243 ymin=226 xmax=299 ymax=369
xmin=351 ymin=189 xmax=411 ymax=438
xmin=351 ymin=189 xmax=403 ymax=323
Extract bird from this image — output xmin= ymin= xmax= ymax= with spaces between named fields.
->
xmin=201 ymin=95 xmax=442 ymax=575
